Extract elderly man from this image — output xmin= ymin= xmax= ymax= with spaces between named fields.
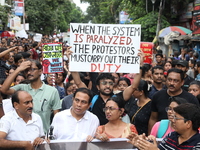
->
xmin=51 ymin=88 xmax=99 ymax=142
xmin=0 ymin=90 xmax=45 ymax=149
xmin=1 ymin=59 xmax=61 ymax=133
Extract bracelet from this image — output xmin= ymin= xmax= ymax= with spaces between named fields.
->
xmin=0 ymin=103 xmax=2 ymax=107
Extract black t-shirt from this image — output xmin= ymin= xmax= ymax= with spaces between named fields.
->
xmin=129 ymin=100 xmax=151 ymax=135
xmin=182 ymin=75 xmax=194 ymax=91
xmin=151 ymin=89 xmax=199 ymax=121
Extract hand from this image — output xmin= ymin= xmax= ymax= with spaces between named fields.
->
xmin=17 ymin=60 xmax=32 ymax=72
xmin=86 ymin=135 xmax=94 ymax=142
xmin=136 ymin=137 xmax=158 ymax=150
xmin=65 ymin=46 xmax=73 ymax=60
xmin=127 ymin=132 xmax=140 ymax=147
xmin=138 ymin=49 xmax=145 ymax=66
xmin=24 ymin=141 xmax=34 ymax=150
xmin=96 ymin=133 xmax=109 ymax=142
xmin=32 ymin=137 xmax=44 ymax=147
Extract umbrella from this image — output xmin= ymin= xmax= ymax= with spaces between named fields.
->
xmin=158 ymin=26 xmax=192 ymax=37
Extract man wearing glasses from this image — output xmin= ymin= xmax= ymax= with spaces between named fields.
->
xmin=1 ymin=59 xmax=61 ymax=133
xmin=51 ymin=88 xmax=99 ymax=141
xmin=128 ymin=103 xmax=200 ymax=149
xmin=71 ymin=70 xmax=141 ymax=125
xmin=148 ymin=68 xmax=199 ymax=134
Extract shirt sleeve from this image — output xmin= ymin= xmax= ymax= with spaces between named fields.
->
xmin=150 ymin=122 xmax=160 ymax=137
xmin=0 ymin=118 xmax=11 ymax=134
xmin=50 ymin=89 xmax=61 ymax=110
xmin=130 ymin=124 xmax=138 ymax=134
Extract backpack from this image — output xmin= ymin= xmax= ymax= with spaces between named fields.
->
xmin=157 ymin=119 xmax=170 ymax=138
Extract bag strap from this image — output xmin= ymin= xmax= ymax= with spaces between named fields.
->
xmin=131 ymin=100 xmax=150 ymax=122
xmin=157 ymin=119 xmax=170 ymax=138
xmin=90 ymin=95 xmax=99 ymax=111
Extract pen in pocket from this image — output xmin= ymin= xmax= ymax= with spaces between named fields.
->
xmin=41 ymin=99 xmax=47 ymax=111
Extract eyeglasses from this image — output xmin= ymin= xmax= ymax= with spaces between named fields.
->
xmin=26 ymin=68 xmax=38 ymax=72
xmin=103 ymin=107 xmax=120 ymax=112
xmin=10 ymin=55 xmax=14 ymax=57
xmin=165 ymin=107 xmax=174 ymax=112
xmin=100 ymin=81 xmax=114 ymax=86
xmin=47 ymin=74 xmax=55 ymax=78
xmin=166 ymin=78 xmax=180 ymax=83
xmin=171 ymin=116 xmax=188 ymax=121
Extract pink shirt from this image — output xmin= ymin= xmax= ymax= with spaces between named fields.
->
xmin=150 ymin=121 xmax=174 ymax=138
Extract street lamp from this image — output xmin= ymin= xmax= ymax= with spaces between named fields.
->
xmin=151 ymin=0 xmax=156 ymax=12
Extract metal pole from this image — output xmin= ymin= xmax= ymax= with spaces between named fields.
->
xmin=23 ymin=0 xmax=25 ymax=30
xmin=156 ymin=0 xmax=163 ymax=42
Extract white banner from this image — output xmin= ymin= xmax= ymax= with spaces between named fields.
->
xmin=69 ymin=23 xmax=141 ymax=73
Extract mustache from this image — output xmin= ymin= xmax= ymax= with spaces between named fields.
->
xmin=169 ymin=85 xmax=175 ymax=88
xmin=27 ymin=107 xmax=33 ymax=111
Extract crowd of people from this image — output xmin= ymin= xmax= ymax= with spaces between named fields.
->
xmin=0 ymin=35 xmax=200 ymax=150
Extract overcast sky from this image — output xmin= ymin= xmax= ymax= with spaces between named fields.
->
xmin=73 ymin=0 xmax=89 ymax=12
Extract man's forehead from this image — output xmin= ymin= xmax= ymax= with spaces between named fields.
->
xmin=153 ymin=69 xmax=164 ymax=73
xmin=167 ymin=72 xmax=181 ymax=78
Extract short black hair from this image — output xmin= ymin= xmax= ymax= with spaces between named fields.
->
xmin=156 ymin=53 xmax=163 ymax=58
xmin=151 ymin=66 xmax=164 ymax=74
xmin=174 ymin=103 xmax=200 ymax=131
xmin=73 ymin=88 xmax=93 ymax=104
xmin=167 ymin=68 xmax=184 ymax=81
xmin=137 ymin=80 xmax=149 ymax=98
xmin=170 ymin=97 xmax=188 ymax=105
xmin=117 ymin=77 xmax=131 ymax=86
xmin=11 ymin=90 xmax=28 ymax=107
xmin=106 ymin=96 xmax=126 ymax=117
xmin=96 ymin=73 xmax=115 ymax=86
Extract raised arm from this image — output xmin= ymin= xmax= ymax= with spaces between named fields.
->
xmin=123 ymin=50 xmax=144 ymax=101
xmin=71 ymin=72 xmax=87 ymax=88
xmin=1 ymin=61 xmax=32 ymax=95
xmin=0 ymin=46 xmax=17 ymax=58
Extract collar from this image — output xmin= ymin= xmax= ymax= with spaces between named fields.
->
xmin=13 ymin=109 xmax=37 ymax=123
xmin=27 ymin=81 xmax=45 ymax=91
xmin=68 ymin=107 xmax=89 ymax=120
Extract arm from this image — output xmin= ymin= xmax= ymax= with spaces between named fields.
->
xmin=1 ymin=61 xmax=32 ymax=95
xmin=71 ymin=72 xmax=87 ymax=88
xmin=53 ymin=109 xmax=59 ymax=115
xmin=148 ymin=112 xmax=158 ymax=135
xmin=0 ymin=131 xmax=33 ymax=150
xmin=123 ymin=49 xmax=144 ymax=101
xmin=123 ymin=69 xmax=141 ymax=101
xmin=0 ymin=46 xmax=17 ymax=58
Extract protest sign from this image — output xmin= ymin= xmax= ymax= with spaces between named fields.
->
xmin=69 ymin=23 xmax=141 ymax=73
xmin=42 ymin=43 xmax=63 ymax=74
xmin=33 ymin=33 xmax=43 ymax=42
xmin=140 ymin=42 xmax=153 ymax=64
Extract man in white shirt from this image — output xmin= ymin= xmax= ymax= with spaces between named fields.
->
xmin=51 ymin=88 xmax=99 ymax=142
xmin=0 ymin=90 xmax=45 ymax=149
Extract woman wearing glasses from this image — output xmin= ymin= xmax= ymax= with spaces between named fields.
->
xmin=95 ymin=96 xmax=137 ymax=141
xmin=150 ymin=97 xmax=187 ymax=138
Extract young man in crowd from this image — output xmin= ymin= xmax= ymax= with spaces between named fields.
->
xmin=51 ymin=88 xmax=99 ymax=141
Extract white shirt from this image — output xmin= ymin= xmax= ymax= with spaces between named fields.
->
xmin=0 ymin=109 xmax=45 ymax=142
xmin=51 ymin=108 xmax=99 ymax=141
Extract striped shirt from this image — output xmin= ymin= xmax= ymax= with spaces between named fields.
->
xmin=158 ymin=131 xmax=200 ymax=150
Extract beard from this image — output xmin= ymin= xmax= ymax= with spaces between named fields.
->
xmin=99 ymin=89 xmax=113 ymax=96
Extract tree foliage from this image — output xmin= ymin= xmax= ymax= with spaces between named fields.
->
xmin=24 ymin=0 xmax=86 ymax=35
xmin=0 ymin=5 xmax=11 ymax=30
xmin=132 ymin=12 xmax=170 ymax=41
